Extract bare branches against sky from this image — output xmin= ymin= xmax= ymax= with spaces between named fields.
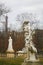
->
xmin=0 ymin=0 xmax=43 ymax=31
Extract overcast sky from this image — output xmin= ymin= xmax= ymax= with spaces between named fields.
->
xmin=0 ymin=0 xmax=43 ymax=31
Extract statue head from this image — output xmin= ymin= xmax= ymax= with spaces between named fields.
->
xmin=9 ymin=36 xmax=12 ymax=39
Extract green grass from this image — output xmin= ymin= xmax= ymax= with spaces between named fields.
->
xmin=39 ymin=57 xmax=43 ymax=62
xmin=0 ymin=56 xmax=24 ymax=65
xmin=0 ymin=56 xmax=43 ymax=65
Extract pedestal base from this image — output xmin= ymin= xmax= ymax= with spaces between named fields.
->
xmin=24 ymin=53 xmax=39 ymax=62
xmin=29 ymin=53 xmax=37 ymax=62
xmin=7 ymin=52 xmax=15 ymax=58
xmin=24 ymin=59 xmax=39 ymax=63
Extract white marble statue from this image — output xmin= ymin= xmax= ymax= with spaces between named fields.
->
xmin=30 ymin=41 xmax=37 ymax=53
xmin=29 ymin=41 xmax=37 ymax=61
xmin=23 ymin=21 xmax=39 ymax=62
xmin=7 ymin=36 xmax=14 ymax=52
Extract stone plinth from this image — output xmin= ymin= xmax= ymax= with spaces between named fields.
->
xmin=7 ymin=52 xmax=14 ymax=58
xmin=6 ymin=48 xmax=15 ymax=58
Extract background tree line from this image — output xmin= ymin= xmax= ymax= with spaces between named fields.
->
xmin=0 ymin=29 xmax=43 ymax=53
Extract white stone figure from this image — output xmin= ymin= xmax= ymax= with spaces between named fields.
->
xmin=23 ymin=21 xmax=39 ymax=62
xmin=29 ymin=41 xmax=37 ymax=61
xmin=30 ymin=41 xmax=37 ymax=53
xmin=7 ymin=36 xmax=14 ymax=52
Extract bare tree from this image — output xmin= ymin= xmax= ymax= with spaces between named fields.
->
xmin=0 ymin=3 xmax=9 ymax=16
xmin=0 ymin=3 xmax=10 ymax=32
xmin=16 ymin=12 xmax=39 ymax=32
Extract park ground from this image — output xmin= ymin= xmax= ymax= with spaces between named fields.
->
xmin=0 ymin=56 xmax=24 ymax=65
xmin=0 ymin=56 xmax=43 ymax=65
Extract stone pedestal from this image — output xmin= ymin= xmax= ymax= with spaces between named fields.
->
xmin=7 ymin=52 xmax=14 ymax=58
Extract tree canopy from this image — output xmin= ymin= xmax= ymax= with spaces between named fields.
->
xmin=0 ymin=3 xmax=9 ymax=16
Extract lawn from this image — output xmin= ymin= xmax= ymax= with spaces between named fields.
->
xmin=0 ymin=56 xmax=24 ymax=65
xmin=0 ymin=56 xmax=43 ymax=65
